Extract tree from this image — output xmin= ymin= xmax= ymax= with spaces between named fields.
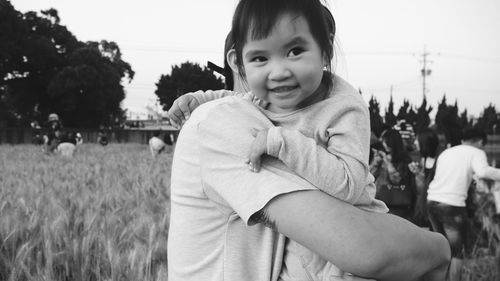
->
xmin=414 ymin=96 xmax=432 ymax=133
xmin=47 ymin=41 xmax=134 ymax=127
xmin=5 ymin=9 xmax=81 ymax=124
xmin=458 ymin=108 xmax=471 ymax=129
xmin=406 ymin=105 xmax=417 ymax=128
xmin=396 ymin=99 xmax=411 ymax=121
xmin=434 ymin=94 xmax=448 ymax=133
xmin=475 ymin=104 xmax=498 ymax=134
xmin=368 ymin=95 xmax=384 ymax=137
xmin=0 ymin=3 xmax=133 ymax=128
xmin=434 ymin=94 xmax=462 ymax=146
xmin=384 ymin=95 xmax=397 ymax=127
xmin=0 ymin=0 xmax=30 ymax=126
xmin=155 ymin=61 xmax=224 ymax=110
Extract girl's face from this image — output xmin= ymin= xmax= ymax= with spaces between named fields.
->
xmin=241 ymin=13 xmax=326 ymax=113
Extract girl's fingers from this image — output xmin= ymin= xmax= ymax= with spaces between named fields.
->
xmin=178 ymin=99 xmax=191 ymax=120
xmin=248 ymin=152 xmax=262 ymax=172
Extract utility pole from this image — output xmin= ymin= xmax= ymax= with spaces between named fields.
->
xmin=418 ymin=45 xmax=432 ymax=99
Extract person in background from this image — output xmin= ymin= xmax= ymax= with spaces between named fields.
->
xmin=410 ymin=128 xmax=440 ymax=228
xmin=56 ymin=131 xmax=77 ymax=157
xmin=44 ymin=129 xmax=62 ymax=153
xmin=393 ymin=119 xmax=416 ymax=153
xmin=427 ymin=128 xmax=500 ymax=281
xmin=47 ymin=113 xmax=62 ymax=131
xmin=43 ymin=113 xmax=63 ymax=153
xmin=371 ymin=129 xmax=416 ymax=221
xmin=97 ymin=130 xmax=108 ymax=146
xmin=149 ymin=131 xmax=166 ymax=158
xmin=75 ymin=132 xmax=83 ymax=145
xmin=163 ymin=132 xmax=174 ymax=146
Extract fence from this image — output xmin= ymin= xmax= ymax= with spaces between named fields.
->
xmin=0 ymin=128 xmax=179 ymax=145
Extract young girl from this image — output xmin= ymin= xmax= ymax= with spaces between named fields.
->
xmin=169 ymin=0 xmax=388 ymax=280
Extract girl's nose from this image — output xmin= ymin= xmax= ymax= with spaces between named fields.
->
xmin=268 ymin=62 xmax=291 ymax=81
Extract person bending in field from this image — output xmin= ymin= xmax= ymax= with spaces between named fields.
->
xmin=149 ymin=131 xmax=166 ymax=158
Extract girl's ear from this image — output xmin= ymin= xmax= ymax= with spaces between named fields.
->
xmin=226 ymin=49 xmax=239 ymax=74
xmin=226 ymin=49 xmax=249 ymax=92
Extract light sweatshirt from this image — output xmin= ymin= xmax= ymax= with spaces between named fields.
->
xmin=188 ymin=75 xmax=387 ymax=213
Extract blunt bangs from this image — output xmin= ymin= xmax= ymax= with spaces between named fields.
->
xmin=231 ymin=0 xmax=333 ymax=78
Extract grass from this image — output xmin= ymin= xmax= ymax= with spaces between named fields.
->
xmin=0 ymin=144 xmax=498 ymax=280
xmin=461 ymin=186 xmax=500 ymax=281
xmin=0 ymin=144 xmax=171 ymax=281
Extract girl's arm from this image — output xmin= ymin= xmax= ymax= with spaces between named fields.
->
xmin=167 ymin=90 xmax=252 ymax=127
xmin=264 ymin=103 xmax=373 ymax=204
xmin=189 ymin=89 xmax=250 ymax=104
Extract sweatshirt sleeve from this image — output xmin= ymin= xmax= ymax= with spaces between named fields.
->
xmin=195 ymin=98 xmax=316 ymax=225
xmin=188 ymin=89 xmax=256 ymax=104
xmin=266 ymin=101 xmax=372 ymax=204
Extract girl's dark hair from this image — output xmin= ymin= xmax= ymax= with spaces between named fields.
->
xmin=223 ymin=31 xmax=235 ymax=90
xmin=231 ymin=0 xmax=334 ymax=80
xmin=381 ymin=129 xmax=409 ymax=164
xmin=417 ymin=128 xmax=439 ymax=158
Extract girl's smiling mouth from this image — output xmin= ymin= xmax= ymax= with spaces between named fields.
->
xmin=269 ymin=85 xmax=299 ymax=94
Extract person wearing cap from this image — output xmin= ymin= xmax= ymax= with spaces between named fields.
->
xmin=47 ymin=113 xmax=62 ymax=131
xmin=42 ymin=113 xmax=63 ymax=153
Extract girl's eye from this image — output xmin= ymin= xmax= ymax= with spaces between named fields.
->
xmin=250 ymin=56 xmax=267 ymax=63
xmin=288 ymin=47 xmax=305 ymax=57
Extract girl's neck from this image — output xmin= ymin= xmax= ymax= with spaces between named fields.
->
xmin=297 ymin=80 xmax=329 ymax=109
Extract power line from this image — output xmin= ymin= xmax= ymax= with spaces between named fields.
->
xmin=343 ymin=51 xmax=413 ymax=56
xmin=439 ymin=53 xmax=500 ymax=64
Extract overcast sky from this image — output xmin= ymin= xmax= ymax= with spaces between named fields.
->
xmin=11 ymin=0 xmax=500 ymax=117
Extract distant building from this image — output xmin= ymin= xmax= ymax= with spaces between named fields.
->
xmin=125 ymin=106 xmax=149 ymax=120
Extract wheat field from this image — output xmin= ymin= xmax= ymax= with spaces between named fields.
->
xmin=0 ymin=144 xmax=171 ymax=281
xmin=1 ymin=143 xmax=498 ymax=281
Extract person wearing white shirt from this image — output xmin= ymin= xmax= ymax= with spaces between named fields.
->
xmin=427 ymin=128 xmax=500 ymax=281
xmin=149 ymin=131 xmax=166 ymax=158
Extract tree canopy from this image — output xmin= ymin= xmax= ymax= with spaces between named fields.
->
xmin=366 ymin=93 xmax=499 ymax=139
xmin=0 ymin=0 xmax=134 ymax=128
xmin=155 ymin=62 xmax=224 ymax=111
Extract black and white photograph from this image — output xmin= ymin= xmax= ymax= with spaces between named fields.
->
xmin=1 ymin=0 xmax=499 ymax=280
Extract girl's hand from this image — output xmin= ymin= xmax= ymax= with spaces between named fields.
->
xmin=246 ymin=128 xmax=268 ymax=172
xmin=167 ymin=92 xmax=202 ymax=128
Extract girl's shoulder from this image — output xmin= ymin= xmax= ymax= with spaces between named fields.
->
xmin=320 ymin=74 xmax=367 ymax=112
xmin=328 ymin=74 xmax=360 ymax=98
